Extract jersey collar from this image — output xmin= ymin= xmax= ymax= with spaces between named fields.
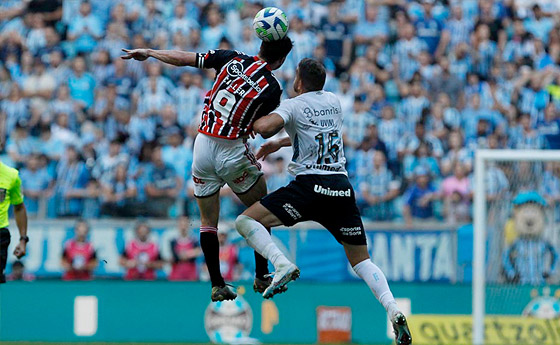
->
xmin=254 ymin=56 xmax=272 ymax=71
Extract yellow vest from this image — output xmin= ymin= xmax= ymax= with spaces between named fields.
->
xmin=0 ymin=162 xmax=24 ymax=228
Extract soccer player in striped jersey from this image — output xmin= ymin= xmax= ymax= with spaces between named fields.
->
xmin=121 ymin=37 xmax=293 ymax=301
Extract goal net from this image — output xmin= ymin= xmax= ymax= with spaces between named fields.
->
xmin=473 ymin=150 xmax=560 ymax=345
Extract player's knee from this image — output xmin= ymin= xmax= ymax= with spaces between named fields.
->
xmin=235 ymin=215 xmax=256 ymax=238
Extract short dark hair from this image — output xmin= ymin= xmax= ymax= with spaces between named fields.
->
xmin=259 ymin=36 xmax=293 ymax=64
xmin=297 ymin=58 xmax=326 ymax=92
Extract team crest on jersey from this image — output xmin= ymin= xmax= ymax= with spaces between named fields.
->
xmin=0 ymin=188 xmax=6 ymax=203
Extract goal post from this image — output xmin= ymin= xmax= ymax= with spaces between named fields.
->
xmin=473 ymin=149 xmax=560 ymax=345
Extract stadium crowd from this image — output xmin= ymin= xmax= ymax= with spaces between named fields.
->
xmin=1 ymin=0 xmax=560 ymax=225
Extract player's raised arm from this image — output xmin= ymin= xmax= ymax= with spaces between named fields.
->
xmin=255 ymin=136 xmax=292 ymax=161
xmin=121 ymin=48 xmax=197 ymax=67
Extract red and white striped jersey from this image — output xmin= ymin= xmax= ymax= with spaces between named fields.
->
xmin=195 ymin=49 xmax=282 ymax=139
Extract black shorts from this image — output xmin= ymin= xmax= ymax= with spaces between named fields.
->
xmin=260 ymin=174 xmax=366 ymax=245
xmin=0 ymin=228 xmax=10 ymax=283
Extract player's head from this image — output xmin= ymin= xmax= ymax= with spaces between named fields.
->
xmin=74 ymin=219 xmax=90 ymax=242
xmin=293 ymin=58 xmax=326 ymax=94
xmin=258 ymin=36 xmax=293 ymax=70
xmin=135 ymin=221 xmax=151 ymax=242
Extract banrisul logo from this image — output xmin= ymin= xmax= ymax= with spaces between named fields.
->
xmin=314 ymin=185 xmax=351 ymax=197
xmin=205 ymin=296 xmax=253 ymax=343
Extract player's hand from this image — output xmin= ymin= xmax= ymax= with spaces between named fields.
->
xmin=13 ymin=241 xmax=26 ymax=259
xmin=121 ymin=48 xmax=149 ymax=61
xmin=256 ymin=141 xmax=281 ymax=161
xmin=123 ymin=259 xmax=136 ymax=269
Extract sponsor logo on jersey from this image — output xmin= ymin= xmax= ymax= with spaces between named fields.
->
xmin=0 ymin=188 xmax=5 ymax=203
xmin=233 ymin=171 xmax=250 ymax=184
xmin=340 ymin=227 xmax=362 ymax=236
xmin=192 ymin=176 xmax=205 ymax=185
xmin=303 ymin=106 xmax=340 ymax=125
xmin=226 ymin=61 xmax=263 ymax=92
xmin=314 ymin=185 xmax=351 ymax=197
xmin=305 ymin=164 xmax=342 ymax=172
xmin=283 ymin=203 xmax=302 ymax=220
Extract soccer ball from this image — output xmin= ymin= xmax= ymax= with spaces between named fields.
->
xmin=253 ymin=7 xmax=289 ymax=42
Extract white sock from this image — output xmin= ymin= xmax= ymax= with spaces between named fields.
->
xmin=353 ymin=259 xmax=400 ymax=320
xmin=236 ymin=215 xmax=291 ymax=268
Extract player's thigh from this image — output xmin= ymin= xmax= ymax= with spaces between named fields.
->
xmin=242 ymin=201 xmax=284 ymax=228
xmin=192 ymin=134 xmax=225 ymax=198
xmin=258 ymin=177 xmax=313 ymax=227
xmin=235 ymin=174 xmax=267 ymax=207
xmin=220 ymin=142 xmax=264 ymax=196
xmin=195 ymin=191 xmax=221 ymax=227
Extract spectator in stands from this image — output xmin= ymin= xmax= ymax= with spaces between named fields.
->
xmin=441 ymin=163 xmax=472 ymax=224
xmin=511 ymin=113 xmax=545 ymax=149
xmin=1 ymin=85 xmax=30 ymax=137
xmin=415 ymin=0 xmax=444 ymax=56
xmin=442 ymin=130 xmax=472 ymax=176
xmin=22 ymin=58 xmax=56 ymax=109
xmin=403 ymin=167 xmax=438 ymax=225
xmin=404 ymin=141 xmax=441 ymax=182
xmin=54 ymin=145 xmax=90 ymax=217
xmin=61 ymin=219 xmax=97 ymax=280
xmin=393 ymin=22 xmax=428 ymax=81
xmin=92 ymin=139 xmax=129 ymax=185
xmin=100 ymin=164 xmax=137 ymax=217
xmin=169 ymin=216 xmax=201 ymax=281
xmin=359 ymin=151 xmax=400 ymax=221
xmin=20 ymin=153 xmax=53 ymax=217
xmin=68 ymin=56 xmax=96 ymax=111
xmin=319 ymin=1 xmax=352 ymax=75
xmin=67 ymin=1 xmax=103 ymax=55
xmin=144 ymin=146 xmax=181 ymax=218
xmin=6 ymin=123 xmax=36 ymax=169
xmin=120 ymin=221 xmax=164 ymax=280
xmin=538 ymin=103 xmax=560 ymax=149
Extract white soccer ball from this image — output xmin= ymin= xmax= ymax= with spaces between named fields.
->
xmin=253 ymin=7 xmax=289 ymax=42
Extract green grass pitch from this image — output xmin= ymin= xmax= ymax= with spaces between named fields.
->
xmin=0 ymin=343 xmax=387 ymax=345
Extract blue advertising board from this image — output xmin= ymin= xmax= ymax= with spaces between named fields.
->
xmin=4 ymin=221 xmax=457 ymax=282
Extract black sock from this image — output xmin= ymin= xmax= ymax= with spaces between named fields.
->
xmin=200 ymin=231 xmax=225 ymax=287
xmin=254 ymin=227 xmax=271 ymax=280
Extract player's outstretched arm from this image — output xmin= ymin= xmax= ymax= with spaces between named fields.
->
xmin=121 ymin=48 xmax=197 ymax=67
xmin=256 ymin=137 xmax=292 ymax=161
xmin=253 ymin=113 xmax=285 ymax=139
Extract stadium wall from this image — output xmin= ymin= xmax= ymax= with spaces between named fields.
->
xmin=1 ymin=281 xmax=553 ymax=344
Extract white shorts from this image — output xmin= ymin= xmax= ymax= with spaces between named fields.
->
xmin=192 ymin=133 xmax=263 ymax=197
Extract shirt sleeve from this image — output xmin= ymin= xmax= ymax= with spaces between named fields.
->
xmin=254 ymin=86 xmax=282 ymax=121
xmin=195 ymin=49 xmax=241 ymax=70
xmin=10 ymin=173 xmax=24 ymax=206
xmin=273 ymin=98 xmax=295 ymax=125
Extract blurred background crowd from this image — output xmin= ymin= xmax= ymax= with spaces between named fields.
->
xmin=1 ymin=0 xmax=560 ymax=225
